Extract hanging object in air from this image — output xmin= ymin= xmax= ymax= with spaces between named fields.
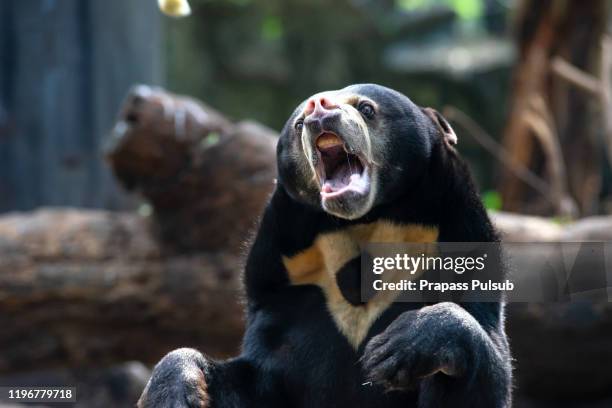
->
xmin=158 ymin=0 xmax=192 ymax=17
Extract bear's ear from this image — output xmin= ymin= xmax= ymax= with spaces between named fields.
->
xmin=422 ymin=107 xmax=457 ymax=146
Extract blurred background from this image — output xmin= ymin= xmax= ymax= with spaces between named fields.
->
xmin=0 ymin=0 xmax=611 ymax=407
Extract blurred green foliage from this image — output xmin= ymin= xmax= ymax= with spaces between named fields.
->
xmin=482 ymin=190 xmax=502 ymax=211
xmin=163 ymin=0 xmax=514 ymax=190
xmin=397 ymin=0 xmax=483 ymax=20
xmin=261 ymin=16 xmax=283 ymax=41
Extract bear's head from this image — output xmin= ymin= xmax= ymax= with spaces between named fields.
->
xmin=277 ymin=83 xmax=457 ymax=220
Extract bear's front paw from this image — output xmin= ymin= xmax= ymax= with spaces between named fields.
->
xmin=138 ymin=348 xmax=210 ymax=408
xmin=362 ymin=303 xmax=473 ymax=391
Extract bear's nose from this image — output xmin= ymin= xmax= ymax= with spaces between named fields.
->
xmin=304 ymin=96 xmax=337 ymax=116
xmin=304 ymin=96 xmax=340 ymax=135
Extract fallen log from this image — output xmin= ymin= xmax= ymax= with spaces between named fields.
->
xmin=1 ymin=86 xmax=279 ymax=372
xmin=492 ymin=212 xmax=612 ymax=241
xmin=105 ymin=85 xmax=277 ymax=254
xmin=0 ymin=361 xmax=150 ymax=408
xmin=1 ymin=207 xmax=612 ymax=377
xmin=0 ymin=209 xmax=244 ymax=372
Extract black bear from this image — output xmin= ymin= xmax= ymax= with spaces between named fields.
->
xmin=138 ymin=84 xmax=512 ymax=408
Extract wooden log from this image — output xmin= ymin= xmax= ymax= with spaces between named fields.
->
xmin=105 ymin=85 xmax=278 ymax=254
xmin=0 ymin=361 xmax=150 ymax=408
xmin=0 ymin=209 xmax=245 ymax=372
xmin=1 ymin=207 xmax=612 ymax=374
xmin=0 ymin=86 xmax=280 ymax=373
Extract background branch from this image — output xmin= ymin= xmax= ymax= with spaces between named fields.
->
xmin=442 ymin=106 xmax=553 ymax=203
xmin=551 ymin=56 xmax=601 ymax=96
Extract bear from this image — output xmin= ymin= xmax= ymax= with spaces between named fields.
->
xmin=138 ymin=84 xmax=512 ymax=408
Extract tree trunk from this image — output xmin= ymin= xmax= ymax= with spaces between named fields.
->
xmin=499 ymin=0 xmax=607 ymax=216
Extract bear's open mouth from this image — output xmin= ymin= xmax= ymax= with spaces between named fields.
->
xmin=315 ymin=133 xmax=370 ymax=200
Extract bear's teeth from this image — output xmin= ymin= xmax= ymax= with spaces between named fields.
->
xmin=316 ymin=133 xmax=342 ymax=150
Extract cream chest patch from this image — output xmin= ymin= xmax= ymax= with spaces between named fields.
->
xmin=282 ymin=221 xmax=439 ymax=348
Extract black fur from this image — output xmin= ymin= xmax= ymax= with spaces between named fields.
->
xmin=139 ymin=84 xmax=512 ymax=408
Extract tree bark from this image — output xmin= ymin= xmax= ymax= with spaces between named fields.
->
xmin=105 ymin=85 xmax=278 ymax=254
xmin=1 ymin=207 xmax=611 ymax=374
xmin=1 ymin=86 xmax=280 ymax=373
xmin=0 ymin=209 xmax=245 ymax=373
xmin=499 ymin=0 xmax=607 ymax=216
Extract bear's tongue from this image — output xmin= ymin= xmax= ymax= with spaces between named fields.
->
xmin=316 ymin=134 xmax=365 ymax=196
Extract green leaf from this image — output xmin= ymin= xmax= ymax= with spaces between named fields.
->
xmin=261 ymin=16 xmax=283 ymax=41
xmin=396 ymin=0 xmax=428 ymax=11
xmin=450 ymin=0 xmax=482 ymax=20
xmin=396 ymin=0 xmax=483 ymax=20
xmin=482 ymin=190 xmax=502 ymax=211
xmin=201 ymin=132 xmax=221 ymax=148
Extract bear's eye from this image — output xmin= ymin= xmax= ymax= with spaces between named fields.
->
xmin=295 ymin=119 xmax=304 ymax=132
xmin=358 ymin=102 xmax=375 ymax=119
